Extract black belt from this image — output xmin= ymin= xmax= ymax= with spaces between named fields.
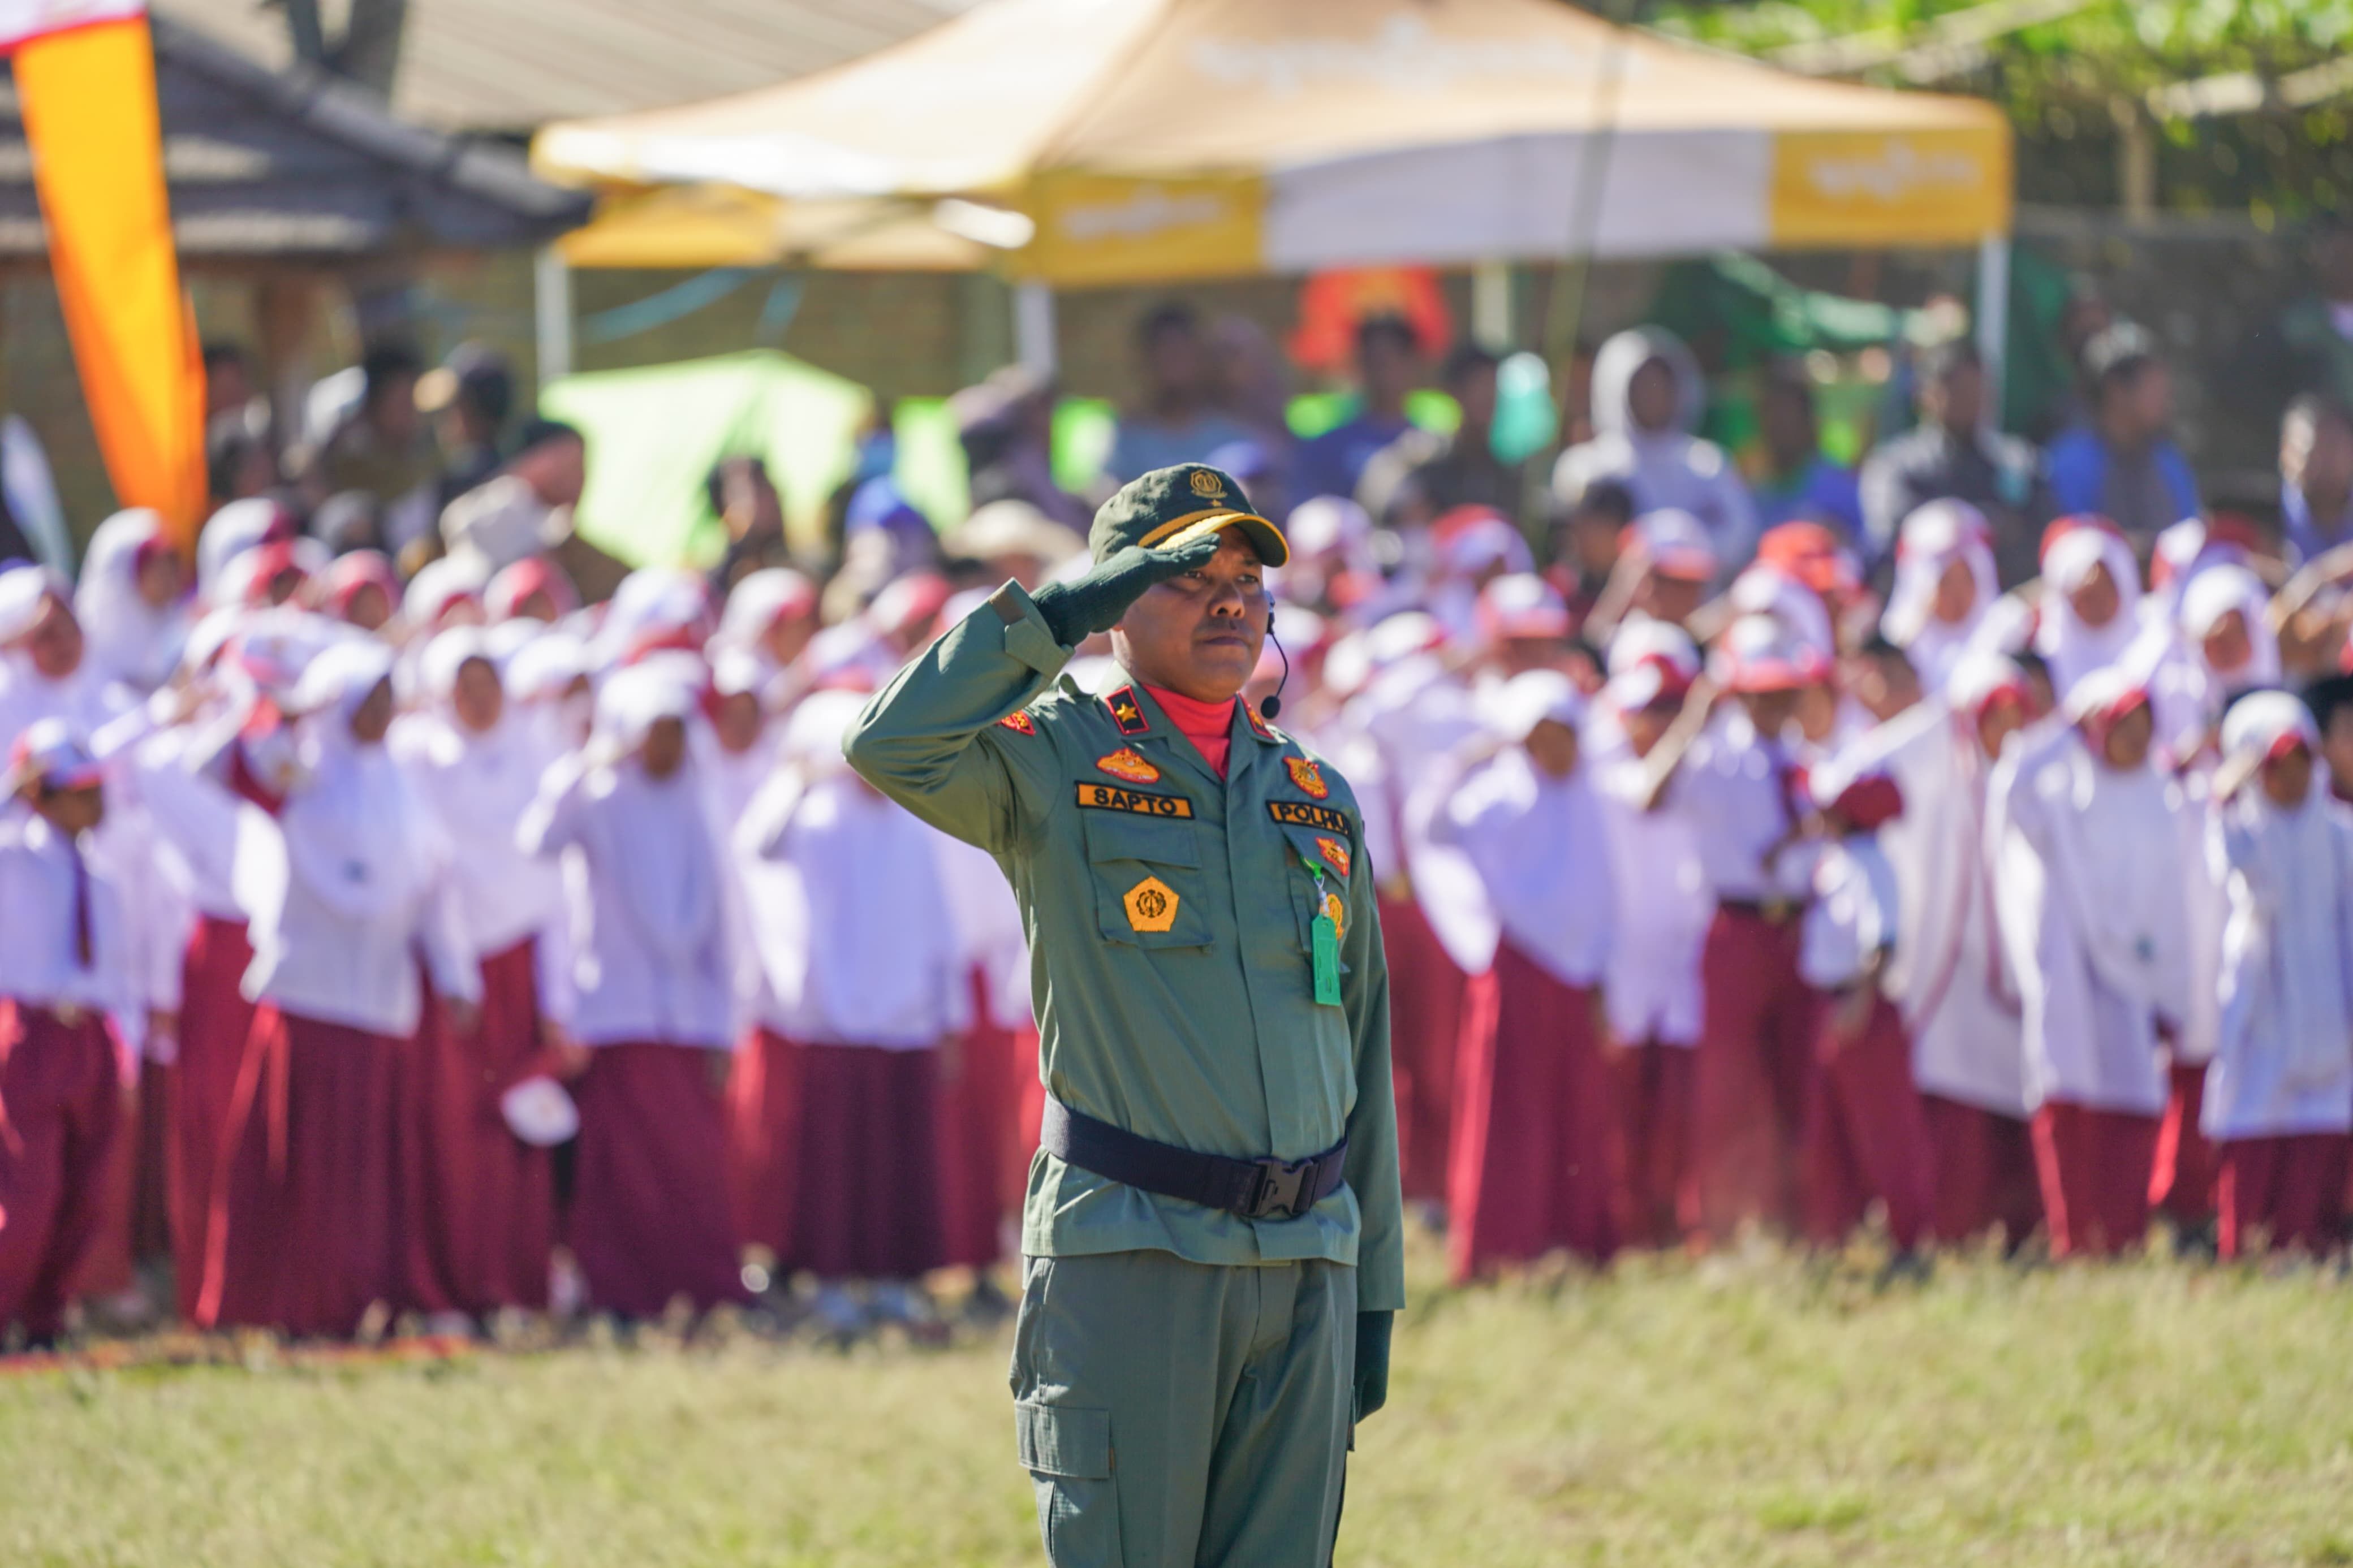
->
xmin=1041 ymin=1099 xmax=1348 ymax=1223
xmin=1718 ymin=896 xmax=1805 ymax=925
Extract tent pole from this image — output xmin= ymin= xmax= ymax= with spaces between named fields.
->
xmin=535 ymin=245 xmax=574 ymax=386
xmin=1015 ymin=281 xmax=1057 ymax=377
xmin=1973 ymin=232 xmax=2010 ymax=431
xmin=1472 ymin=261 xmax=1513 ymax=348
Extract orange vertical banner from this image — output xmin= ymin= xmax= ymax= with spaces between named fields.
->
xmin=11 ymin=8 xmax=206 ymax=547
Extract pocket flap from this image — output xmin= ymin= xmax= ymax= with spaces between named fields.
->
xmin=1015 ymin=1401 xmax=1113 ymax=1479
xmin=1080 ymin=807 xmax=1200 ymax=869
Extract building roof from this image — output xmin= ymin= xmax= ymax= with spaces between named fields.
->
xmin=0 ymin=16 xmax=589 ymax=263
xmin=154 ymin=0 xmax=983 ymax=135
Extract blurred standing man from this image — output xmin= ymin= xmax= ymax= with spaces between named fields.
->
xmin=2044 ymin=323 xmax=2201 ymax=547
xmin=1859 ymin=340 xmax=2049 ymax=585
xmin=2278 ymin=395 xmax=2353 ymax=564
xmin=1107 ymin=305 xmax=1255 ymax=482
xmin=1357 ymin=343 xmax=1524 ymax=528
xmin=847 ymin=463 xmax=1402 ymax=1566
xmin=1294 ymin=314 xmax=1421 ymax=506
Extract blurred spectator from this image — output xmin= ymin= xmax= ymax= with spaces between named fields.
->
xmin=202 ymin=342 xmax=257 ymax=423
xmin=303 ymin=341 xmax=439 ymax=556
xmin=1210 ymin=314 xmax=1295 ymax=455
xmin=1106 ymin=302 xmax=1252 ymax=482
xmin=942 ymin=499 xmax=1079 ymax=593
xmin=706 ymin=455 xmax=791 ymax=590
xmin=2279 ymin=395 xmax=2353 ymax=564
xmin=1293 ymin=314 xmax=1421 ymax=506
xmin=1358 ymin=344 xmax=1524 ymax=529
xmin=1548 ymin=477 xmax=1636 ymax=627
xmin=1207 ymin=438 xmax=1288 ymax=525
xmin=1553 ymin=326 xmax=1755 ymax=572
xmin=2279 ymin=222 xmax=2353 ymax=415
xmin=310 ymin=491 xmax=384 ymax=557
xmin=953 ymin=366 xmax=1090 ymax=533
xmin=206 ymin=416 xmax=280 ymax=509
xmin=1747 ymin=362 xmax=1862 ymax=545
xmin=1859 ymin=340 xmax=2049 ymax=585
xmin=2044 ymin=323 xmax=2199 ymax=545
xmin=419 ymin=343 xmax=516 ymax=507
xmin=439 ymin=417 xmax=628 ymax=604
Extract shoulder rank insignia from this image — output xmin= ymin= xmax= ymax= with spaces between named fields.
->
xmin=1246 ymin=704 xmax=1281 ymax=741
xmin=1096 ymin=747 xmax=1160 ymax=784
xmin=1315 ymin=836 xmax=1351 ymax=877
xmin=1124 ymin=876 xmax=1180 ymax=933
xmin=997 ymin=710 xmax=1037 ymax=735
xmin=1105 ymin=685 xmax=1150 ymax=736
xmin=1285 ymin=755 xmax=1330 ymax=800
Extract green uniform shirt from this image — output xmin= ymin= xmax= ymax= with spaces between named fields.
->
xmin=844 ymin=583 xmax=1405 ymax=1312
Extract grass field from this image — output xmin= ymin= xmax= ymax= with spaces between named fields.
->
xmin=3 ymin=1233 xmax=2351 ymax=1566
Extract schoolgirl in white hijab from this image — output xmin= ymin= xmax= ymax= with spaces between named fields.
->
xmin=74 ymin=508 xmax=190 ymax=699
xmin=2032 ymin=520 xmax=2144 ymax=703
xmin=2144 ymin=565 xmax=2283 ymax=770
xmin=2200 ymin=692 xmax=2353 ymax=1256
xmin=516 ymin=660 xmax=746 ymax=1319
xmin=1881 ymin=500 xmax=2001 ymax=696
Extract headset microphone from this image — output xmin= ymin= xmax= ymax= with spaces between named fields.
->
xmin=1259 ymin=631 xmax=1290 ymax=722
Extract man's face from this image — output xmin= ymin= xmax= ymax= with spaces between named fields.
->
xmin=348 ymin=679 xmax=395 ymax=745
xmin=372 ymin=375 xmax=422 ymax=444
xmin=453 ymin=658 xmax=504 ymax=735
xmin=2261 ymin=742 xmax=2315 ymax=809
xmin=641 ymin=716 xmax=688 ymax=780
xmin=1112 ymin=533 xmax=1269 ymax=704
xmin=1759 ymin=383 xmax=1816 ymax=466
xmin=1360 ymin=332 xmax=1417 ymax=409
xmin=1924 ymin=361 xmax=1984 ymax=433
xmin=1144 ymin=325 xmax=1206 ymax=404
xmin=1565 ymin=508 xmax=1621 ymax=577
xmin=1627 ymin=358 xmax=1679 ymax=433
xmin=23 ymin=595 xmax=83 ymax=680
xmin=2111 ymin=360 xmax=2173 ymax=439
xmin=1453 ymin=365 xmax=1499 ymax=434
xmin=1524 ymin=717 xmax=1580 ymax=779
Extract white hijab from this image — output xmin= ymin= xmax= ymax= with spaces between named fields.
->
xmin=75 ymin=508 xmax=187 ymax=694
xmin=2035 ymin=525 xmax=2144 ymax=702
xmin=1882 ymin=499 xmax=1999 ymax=692
xmin=279 ymin=640 xmax=433 ymax=922
xmin=591 ymin=663 xmax=721 ymax=963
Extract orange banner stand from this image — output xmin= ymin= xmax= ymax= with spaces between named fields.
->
xmin=7 ymin=3 xmax=206 ymax=548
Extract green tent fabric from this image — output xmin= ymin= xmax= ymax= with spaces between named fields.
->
xmin=540 ymin=351 xmax=873 ymax=569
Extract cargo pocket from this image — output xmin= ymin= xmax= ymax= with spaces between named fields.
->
xmin=1080 ymin=811 xmax=1209 ymax=949
xmin=1016 ymin=1400 xmax=1122 ymax=1565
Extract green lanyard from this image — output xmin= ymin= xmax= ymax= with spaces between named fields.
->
xmin=1302 ymin=857 xmax=1343 ymax=1008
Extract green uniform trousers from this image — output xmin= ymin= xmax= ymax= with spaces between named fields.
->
xmin=1010 ymin=1250 xmax=1356 ymax=1567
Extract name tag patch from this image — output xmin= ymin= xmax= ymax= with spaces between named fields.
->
xmin=1269 ymin=800 xmax=1350 ymax=835
xmin=1076 ymin=781 xmax=1195 ymax=819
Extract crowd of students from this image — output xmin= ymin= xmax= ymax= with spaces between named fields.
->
xmin=5 ymin=307 xmax=2353 ymax=1346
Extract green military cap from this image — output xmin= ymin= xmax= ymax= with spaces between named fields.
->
xmin=1089 ymin=463 xmax=1290 ymax=568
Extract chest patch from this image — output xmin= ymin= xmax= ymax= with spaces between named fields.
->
xmin=1077 ymin=782 xmax=1195 ymax=819
xmin=1285 ymin=756 xmax=1329 ymax=798
xmin=998 ymin=710 xmax=1037 ymax=735
xmin=1269 ymin=800 xmax=1350 ymax=835
xmin=1095 ymin=746 xmax=1160 ymax=784
xmin=1124 ymin=876 xmax=1180 ymax=933
xmin=1314 ymin=836 xmax=1351 ymax=878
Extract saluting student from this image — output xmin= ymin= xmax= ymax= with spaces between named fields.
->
xmin=201 ymin=640 xmax=481 ymax=1337
xmin=518 ymin=664 xmax=747 ymax=1320
xmin=1433 ymin=671 xmax=1617 ymax=1278
xmin=2201 ymin=694 xmax=2353 ymax=1258
xmin=0 ymin=724 xmax=136 ymax=1344
xmin=1989 ymin=670 xmax=2214 ymax=1258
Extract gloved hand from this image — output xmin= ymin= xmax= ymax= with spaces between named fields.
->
xmin=1028 ymin=533 xmax=1224 ymax=647
xmin=1352 ymin=1310 xmax=1393 ymax=1422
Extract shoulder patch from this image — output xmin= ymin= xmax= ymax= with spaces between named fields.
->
xmin=1105 ymin=685 xmax=1151 ymax=736
xmin=1285 ymin=755 xmax=1330 ymax=800
xmin=1246 ymin=705 xmax=1286 ymax=743
xmin=998 ymin=710 xmax=1037 ymax=735
xmin=1314 ymin=836 xmax=1352 ymax=877
xmin=1095 ymin=746 xmax=1160 ymax=784
xmin=1270 ymin=800 xmax=1351 ymax=835
xmin=1077 ymin=781 xmax=1194 ymax=819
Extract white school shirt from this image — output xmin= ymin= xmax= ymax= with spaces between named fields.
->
xmin=236 ymin=741 xmax=478 ymax=1038
xmin=1798 ymin=837 xmax=1900 ymax=991
xmin=1668 ymin=709 xmax=1814 ymax=904
xmin=391 ymin=710 xmax=571 ymax=988
xmin=1844 ymin=702 xmax=2027 ymax=1116
xmin=2202 ymin=786 xmax=2353 ymax=1139
xmin=1432 ymin=748 xmax=1612 ymax=989
xmin=1988 ymin=728 xmax=2210 ymax=1115
xmin=0 ymin=814 xmax=138 ymax=1027
xmin=739 ymin=768 xmax=969 ymax=1049
xmin=1593 ymin=755 xmax=1709 ymax=1047
xmin=518 ymin=754 xmax=734 ymax=1049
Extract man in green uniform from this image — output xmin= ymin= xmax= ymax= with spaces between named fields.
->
xmin=846 ymin=463 xmax=1402 ymax=1566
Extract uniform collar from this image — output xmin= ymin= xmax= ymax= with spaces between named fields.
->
xmin=1104 ymin=672 xmax=1266 ymax=791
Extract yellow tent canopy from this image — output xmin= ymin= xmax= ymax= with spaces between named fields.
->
xmin=535 ymin=0 xmax=2011 ymax=284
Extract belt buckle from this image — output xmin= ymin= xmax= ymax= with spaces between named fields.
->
xmin=53 ymin=1003 xmax=86 ymax=1027
xmin=1246 ymin=1155 xmax=1316 ymax=1221
xmin=1762 ymin=898 xmax=1796 ymax=926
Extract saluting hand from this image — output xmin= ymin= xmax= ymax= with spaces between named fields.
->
xmin=1030 ymin=533 xmax=1225 ymax=646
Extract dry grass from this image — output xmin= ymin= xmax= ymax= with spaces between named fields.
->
xmin=2 ymin=1233 xmax=2350 ymax=1566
